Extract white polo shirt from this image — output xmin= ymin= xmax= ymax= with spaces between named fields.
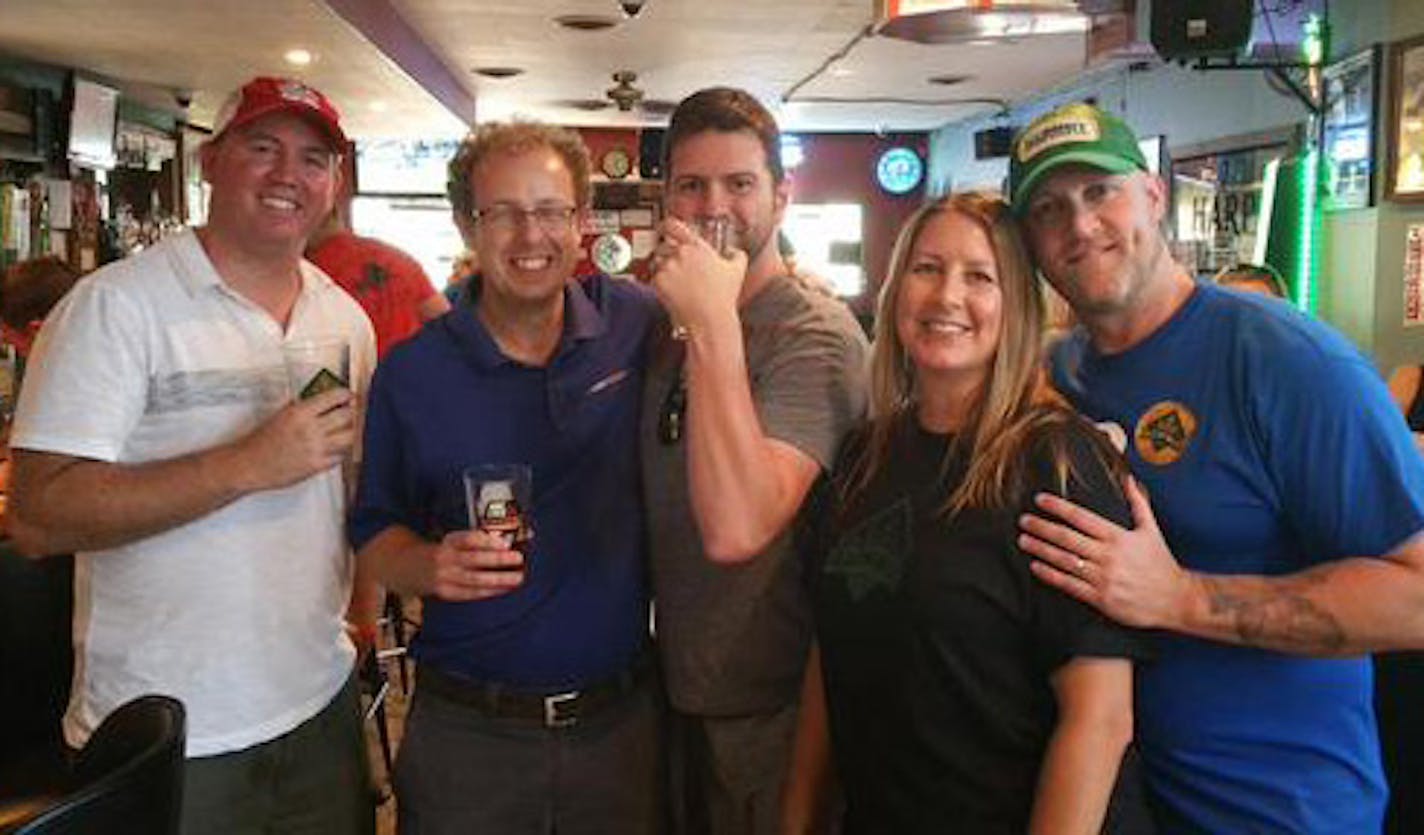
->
xmin=12 ymin=230 xmax=376 ymax=756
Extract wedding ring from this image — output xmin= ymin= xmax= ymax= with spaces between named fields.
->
xmin=1075 ymin=557 xmax=1087 ymax=575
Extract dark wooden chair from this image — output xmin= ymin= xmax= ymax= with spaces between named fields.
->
xmin=379 ymin=589 xmax=412 ymax=693
xmin=8 ymin=694 xmax=186 ymax=835
xmin=359 ymin=647 xmax=396 ymax=798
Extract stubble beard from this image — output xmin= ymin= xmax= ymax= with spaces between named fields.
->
xmin=733 ymin=217 xmax=778 ymax=266
xmin=1046 ymin=253 xmax=1124 ymax=321
xmin=1056 ymin=233 xmax=1167 ymax=326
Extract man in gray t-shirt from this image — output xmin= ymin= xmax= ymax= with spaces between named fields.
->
xmin=643 ymin=86 xmax=869 ymax=835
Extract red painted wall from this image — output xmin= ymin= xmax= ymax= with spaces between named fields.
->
xmin=577 ymin=128 xmax=641 ymax=179
xmin=787 ymin=132 xmax=927 ymax=315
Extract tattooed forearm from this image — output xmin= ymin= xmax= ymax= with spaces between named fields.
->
xmin=1200 ymin=576 xmax=1347 ymax=654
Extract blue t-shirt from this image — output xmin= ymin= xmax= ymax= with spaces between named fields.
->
xmin=1052 ymin=283 xmax=1424 ymax=833
xmin=350 ymin=274 xmax=659 ymax=690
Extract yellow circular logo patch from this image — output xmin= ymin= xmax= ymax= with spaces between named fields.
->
xmin=1134 ymin=401 xmax=1197 ymax=465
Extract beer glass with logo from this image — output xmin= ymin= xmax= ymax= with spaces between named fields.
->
xmin=282 ymin=337 xmax=350 ymax=400
xmin=463 ymin=464 xmax=534 ymax=561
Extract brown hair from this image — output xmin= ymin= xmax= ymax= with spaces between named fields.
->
xmin=662 ymin=87 xmax=784 ymax=184
xmin=845 ymin=191 xmax=1125 ymax=515
xmin=2 ymin=256 xmax=80 ymax=331
xmin=446 ymin=122 xmax=593 ymax=235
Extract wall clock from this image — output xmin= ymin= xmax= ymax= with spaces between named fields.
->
xmin=601 ymin=147 xmax=633 ymax=180
xmin=876 ymin=147 xmax=924 ymax=195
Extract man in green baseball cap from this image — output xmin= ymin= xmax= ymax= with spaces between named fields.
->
xmin=1008 ymin=101 xmax=1173 ymax=343
xmin=1012 ymin=100 xmax=1424 ymax=833
xmin=1008 ymin=102 xmax=1148 ymax=214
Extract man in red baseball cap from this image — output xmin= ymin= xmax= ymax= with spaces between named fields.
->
xmin=8 ymin=75 xmax=377 ymax=833
xmin=211 ymin=75 xmax=348 ymax=151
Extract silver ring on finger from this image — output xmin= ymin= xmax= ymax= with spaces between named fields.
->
xmin=1075 ymin=557 xmax=1087 ymax=576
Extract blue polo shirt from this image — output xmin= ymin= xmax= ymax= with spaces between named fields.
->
xmin=350 ymin=274 xmax=660 ymax=689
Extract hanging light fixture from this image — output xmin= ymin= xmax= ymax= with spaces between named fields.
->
xmin=874 ymin=0 xmax=1089 ymax=44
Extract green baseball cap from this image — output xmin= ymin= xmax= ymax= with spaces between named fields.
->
xmin=1008 ymin=103 xmax=1147 ymax=214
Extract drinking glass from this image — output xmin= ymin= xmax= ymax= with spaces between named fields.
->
xmin=463 ymin=464 xmax=534 ymax=555
xmin=282 ymin=338 xmax=350 ymax=400
xmin=670 ymin=215 xmax=733 ymax=341
xmin=693 ymin=214 xmax=732 ymax=256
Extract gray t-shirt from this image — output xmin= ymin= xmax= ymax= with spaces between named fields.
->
xmin=643 ymin=272 xmax=869 ymax=716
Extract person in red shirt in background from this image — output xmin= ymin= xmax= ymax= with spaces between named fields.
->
xmin=0 ymin=256 xmax=81 ymax=359
xmin=307 ymin=207 xmax=450 ymax=357
xmin=0 ymin=256 xmax=83 ymax=507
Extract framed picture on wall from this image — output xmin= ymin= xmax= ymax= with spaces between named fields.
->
xmin=1169 ymin=143 xmax=1286 ymax=277
xmin=1386 ymin=34 xmax=1424 ymax=202
xmin=1321 ymin=45 xmax=1380 ymax=211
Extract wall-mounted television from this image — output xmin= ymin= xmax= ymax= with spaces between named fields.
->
xmin=67 ymin=75 xmax=119 ymax=170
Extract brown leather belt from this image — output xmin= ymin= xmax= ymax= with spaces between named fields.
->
xmin=417 ymin=653 xmax=651 ymax=729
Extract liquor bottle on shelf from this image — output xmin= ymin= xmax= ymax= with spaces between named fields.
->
xmin=0 ymin=342 xmax=17 ymax=422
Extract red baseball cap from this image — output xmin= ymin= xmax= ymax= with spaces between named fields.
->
xmin=211 ymin=76 xmax=348 ymax=151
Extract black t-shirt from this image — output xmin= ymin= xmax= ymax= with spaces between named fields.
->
xmin=810 ymin=412 xmax=1150 ymax=834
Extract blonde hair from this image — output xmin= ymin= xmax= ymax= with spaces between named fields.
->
xmin=845 ymin=191 xmax=1121 ymax=515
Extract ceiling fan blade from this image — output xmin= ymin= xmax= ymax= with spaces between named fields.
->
xmin=555 ymin=98 xmax=614 ymax=112
xmin=639 ymin=99 xmax=677 ymax=116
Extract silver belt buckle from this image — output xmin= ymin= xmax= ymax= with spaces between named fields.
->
xmin=543 ymin=691 xmax=579 ymax=728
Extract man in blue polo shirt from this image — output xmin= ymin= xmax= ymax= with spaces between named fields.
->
xmin=1012 ymin=102 xmax=1424 ymax=833
xmin=349 ymin=122 xmax=662 ymax=833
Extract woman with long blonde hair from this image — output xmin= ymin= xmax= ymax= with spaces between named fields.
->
xmin=808 ymin=192 xmax=1150 ymax=833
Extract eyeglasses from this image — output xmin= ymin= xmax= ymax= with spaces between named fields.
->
xmin=471 ymin=204 xmax=578 ymax=233
xmin=657 ymin=361 xmax=687 ymax=446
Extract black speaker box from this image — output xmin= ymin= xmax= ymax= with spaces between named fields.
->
xmin=974 ymin=126 xmax=1015 ymax=160
xmin=639 ymin=128 xmax=665 ymax=180
xmin=1150 ymin=0 xmax=1253 ymax=61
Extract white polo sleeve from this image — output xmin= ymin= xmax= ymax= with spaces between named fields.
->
xmin=11 ymin=277 xmax=151 ymax=463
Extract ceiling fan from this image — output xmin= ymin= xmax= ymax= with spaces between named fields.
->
xmin=556 ymin=70 xmax=678 ymax=117
xmin=607 ymin=70 xmax=643 ymax=110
